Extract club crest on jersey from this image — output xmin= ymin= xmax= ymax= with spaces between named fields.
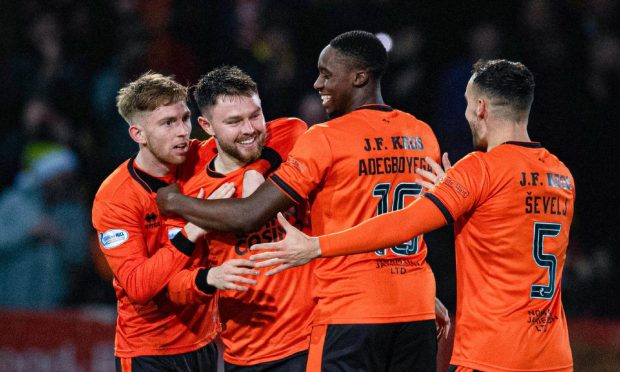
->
xmin=100 ymin=229 xmax=129 ymax=249
xmin=168 ymin=227 xmax=182 ymax=239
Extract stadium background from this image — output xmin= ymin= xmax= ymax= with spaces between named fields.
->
xmin=0 ymin=0 xmax=618 ymax=370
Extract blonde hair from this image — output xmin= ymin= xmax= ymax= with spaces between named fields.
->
xmin=116 ymin=71 xmax=188 ymax=124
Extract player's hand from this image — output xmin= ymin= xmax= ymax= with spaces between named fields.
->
xmin=249 ymin=212 xmax=321 ymax=275
xmin=206 ymin=259 xmax=259 ymax=291
xmin=435 ymin=297 xmax=451 ymax=341
xmin=415 ymin=152 xmax=452 ymax=191
xmin=242 ymin=170 xmax=265 ymax=197
xmin=156 ymin=183 xmax=182 ymax=215
xmin=207 ymin=183 xmax=236 ymax=200
xmin=183 ymin=188 xmax=209 ymax=241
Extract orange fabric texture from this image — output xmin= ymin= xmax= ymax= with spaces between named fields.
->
xmin=320 ymin=196 xmax=448 ymax=257
xmin=431 ymin=143 xmax=574 ymax=371
xmin=270 ymin=105 xmax=440 ymax=325
xmin=318 ymin=142 xmax=575 ymax=371
xmin=306 ymin=325 xmax=328 ymax=372
xmin=91 ymin=140 xmax=218 ymax=358
xmin=167 ymin=118 xmax=316 ymax=366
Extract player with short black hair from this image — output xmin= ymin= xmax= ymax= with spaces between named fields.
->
xmin=252 ymin=59 xmax=575 ymax=372
xmin=157 ymin=31 xmax=450 ymax=371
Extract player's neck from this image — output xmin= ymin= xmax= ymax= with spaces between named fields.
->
xmin=350 ymin=86 xmax=384 ymax=111
xmin=135 ymin=150 xmax=175 ymax=177
xmin=213 ymin=153 xmax=246 ymax=174
xmin=487 ymin=121 xmax=531 ymax=151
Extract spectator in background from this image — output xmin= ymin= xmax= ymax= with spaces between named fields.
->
xmin=0 ymin=146 xmax=88 ymax=309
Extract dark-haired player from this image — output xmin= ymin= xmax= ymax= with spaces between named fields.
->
xmin=92 ymin=72 xmax=259 ymax=372
xmin=163 ymin=65 xmax=315 ymax=371
xmin=158 ymin=31 xmax=449 ymax=371
xmin=252 ymin=59 xmax=575 ymax=372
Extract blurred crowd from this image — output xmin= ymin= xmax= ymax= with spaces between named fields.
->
xmin=0 ymin=0 xmax=618 ymax=317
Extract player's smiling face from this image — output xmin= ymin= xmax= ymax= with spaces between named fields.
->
xmin=132 ymin=100 xmax=192 ymax=167
xmin=314 ymin=46 xmax=356 ymax=119
xmin=199 ymin=93 xmax=266 ymax=168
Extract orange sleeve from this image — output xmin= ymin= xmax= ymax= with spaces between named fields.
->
xmin=425 ymin=152 xmax=486 ymax=220
xmin=270 ymin=125 xmax=331 ymax=203
xmin=93 ymin=199 xmax=195 ymax=305
xmin=320 ymin=196 xmax=449 ymax=257
xmin=166 ymin=266 xmax=215 ymax=304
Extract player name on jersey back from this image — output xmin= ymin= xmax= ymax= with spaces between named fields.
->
xmin=359 ymin=136 xmax=431 ymax=176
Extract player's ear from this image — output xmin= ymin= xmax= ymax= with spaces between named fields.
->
xmin=128 ymin=124 xmax=145 ymax=144
xmin=198 ymin=116 xmax=215 ymax=136
xmin=476 ymin=98 xmax=486 ymax=119
xmin=353 ymin=70 xmax=369 ymax=87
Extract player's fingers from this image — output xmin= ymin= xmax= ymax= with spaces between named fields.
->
xmin=266 ymin=264 xmax=292 ymax=276
xmin=222 ymin=184 xmax=236 ymax=198
xmin=442 ymin=152 xmax=452 ymax=170
xmin=229 ymin=267 xmax=260 ymax=276
xmin=426 ymin=157 xmax=444 ymax=176
xmin=253 ymin=257 xmax=285 ymax=268
xmin=228 ymin=275 xmax=257 ymax=285
xmin=250 ymin=242 xmax=281 ymax=252
xmin=249 ymin=251 xmax=276 ymax=261
xmin=224 ymin=282 xmax=249 ymax=291
xmin=415 ymin=168 xmax=436 ymax=182
xmin=276 ymin=212 xmax=293 ymax=230
xmin=415 ymin=178 xmax=435 ymax=191
xmin=227 ymin=258 xmax=257 ymax=267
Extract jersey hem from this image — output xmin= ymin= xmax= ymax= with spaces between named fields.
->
xmin=114 ymin=332 xmax=217 ymax=358
xmin=312 ymin=312 xmax=435 ymax=326
xmin=222 ymin=342 xmax=309 ymax=366
xmin=449 ymin=357 xmax=573 ymax=372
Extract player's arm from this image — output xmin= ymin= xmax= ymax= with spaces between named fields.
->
xmin=166 ymin=259 xmax=260 ymax=304
xmin=251 ymin=154 xmax=480 ymax=274
xmin=165 ymin=175 xmax=265 ymax=304
xmin=249 ymin=197 xmax=449 ymax=274
xmin=157 ymin=180 xmax=294 ymax=234
xmin=93 ymin=200 xmax=205 ymax=305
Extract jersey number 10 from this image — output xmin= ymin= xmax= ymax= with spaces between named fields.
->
xmin=372 ymin=182 xmax=423 ymax=256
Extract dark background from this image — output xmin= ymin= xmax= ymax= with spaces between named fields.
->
xmin=0 ymin=0 xmax=618 ymax=321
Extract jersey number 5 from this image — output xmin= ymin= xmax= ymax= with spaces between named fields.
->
xmin=372 ymin=182 xmax=423 ymax=256
xmin=530 ymin=222 xmax=561 ymax=300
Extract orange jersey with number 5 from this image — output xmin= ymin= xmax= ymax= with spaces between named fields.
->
xmin=429 ymin=142 xmax=574 ymax=371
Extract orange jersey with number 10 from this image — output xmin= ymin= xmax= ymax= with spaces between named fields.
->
xmin=429 ymin=142 xmax=574 ymax=371
xmin=270 ymin=105 xmax=440 ymax=325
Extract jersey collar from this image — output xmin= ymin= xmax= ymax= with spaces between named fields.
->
xmin=128 ymin=157 xmax=172 ymax=193
xmin=354 ymin=104 xmax=393 ymax=112
xmin=503 ymin=141 xmax=542 ymax=148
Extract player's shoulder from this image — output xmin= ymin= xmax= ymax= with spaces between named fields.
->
xmin=94 ymin=159 xmax=148 ymax=204
xmin=452 ymin=151 xmax=488 ymax=173
xmin=391 ymin=108 xmax=435 ymax=132
xmin=267 ymin=117 xmax=308 ymax=133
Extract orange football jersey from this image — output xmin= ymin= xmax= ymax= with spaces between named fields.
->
xmin=320 ymin=142 xmax=574 ymax=371
xmin=91 ymin=141 xmax=219 ymax=358
xmin=269 ymin=105 xmax=441 ymax=325
xmin=167 ymin=118 xmax=316 ymax=366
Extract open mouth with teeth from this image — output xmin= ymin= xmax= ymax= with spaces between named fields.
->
xmin=320 ymin=95 xmax=331 ymax=105
xmin=238 ymin=137 xmax=256 ymax=146
xmin=173 ymin=143 xmax=188 ymax=152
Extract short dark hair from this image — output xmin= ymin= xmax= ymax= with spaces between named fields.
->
xmin=471 ymin=59 xmax=535 ymax=113
xmin=329 ymin=30 xmax=388 ymax=78
xmin=192 ymin=66 xmax=258 ymax=115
